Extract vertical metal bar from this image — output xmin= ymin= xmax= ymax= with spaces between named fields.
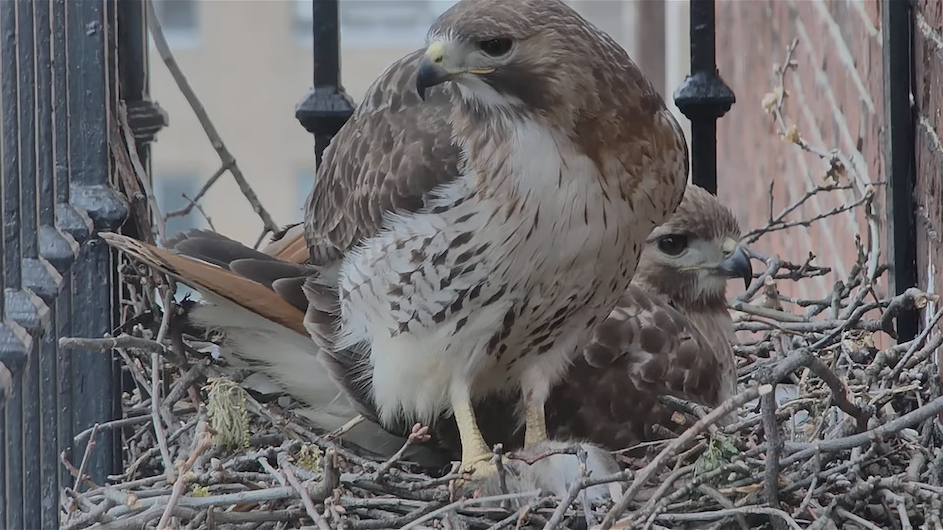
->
xmin=104 ymin=0 xmax=125 ymax=477
xmin=313 ymin=0 xmax=341 ymax=90
xmin=0 ymin=0 xmax=34 ymax=517
xmin=15 ymin=1 xmax=48 ymax=527
xmin=295 ymin=0 xmax=355 ymax=167
xmin=51 ymin=0 xmax=81 ymax=494
xmin=1 ymin=2 xmax=26 ymax=526
xmin=117 ymin=0 xmax=157 ymax=163
xmin=672 ymin=0 xmax=736 ymax=195
xmin=66 ymin=0 xmax=128 ymax=485
xmin=35 ymin=0 xmax=72 ymax=525
xmin=2 ymin=0 xmax=22 ymax=299
xmin=120 ymin=0 xmax=165 ymax=161
xmin=36 ymin=0 xmax=76 ymax=276
xmin=882 ymin=0 xmax=919 ymax=343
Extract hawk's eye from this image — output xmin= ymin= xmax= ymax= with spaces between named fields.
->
xmin=478 ymin=38 xmax=513 ymax=57
xmin=656 ymin=235 xmax=688 ymax=256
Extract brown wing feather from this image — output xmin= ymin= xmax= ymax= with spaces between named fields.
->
xmin=168 ymin=230 xmax=282 ymax=270
xmin=580 ymin=287 xmax=726 ymax=405
xmin=153 ymin=225 xmax=396 ymax=433
xmin=297 ymin=49 xmax=465 ymax=431
xmin=99 ymin=232 xmax=310 ymax=336
xmin=302 ymin=49 xmax=461 ymax=265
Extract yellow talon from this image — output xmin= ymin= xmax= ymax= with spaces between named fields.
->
xmin=459 ymin=452 xmax=498 ymax=479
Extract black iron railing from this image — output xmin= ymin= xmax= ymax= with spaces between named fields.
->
xmin=295 ymin=0 xmax=356 ymax=166
xmin=673 ymin=0 xmax=736 ymax=195
xmin=883 ymin=0 xmax=919 ymax=343
xmin=0 ymin=1 xmax=159 ymax=527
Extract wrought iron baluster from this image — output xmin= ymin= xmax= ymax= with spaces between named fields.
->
xmin=673 ymin=0 xmax=735 ymax=195
xmin=65 ymin=0 xmax=129 ymax=488
xmin=882 ymin=0 xmax=918 ymax=343
xmin=295 ymin=0 xmax=355 ymax=167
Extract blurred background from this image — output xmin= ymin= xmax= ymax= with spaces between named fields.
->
xmin=148 ymin=0 xmax=691 ymax=245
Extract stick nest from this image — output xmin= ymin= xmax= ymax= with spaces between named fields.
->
xmin=58 ymin=34 xmax=943 ymax=530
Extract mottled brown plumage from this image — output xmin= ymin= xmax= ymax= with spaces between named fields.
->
xmin=426 ymin=185 xmax=752 ymax=454
xmin=104 ymin=0 xmax=691 ymax=478
xmin=102 ymin=184 xmax=746 ymax=467
xmin=298 ymin=0 xmax=688 ymax=478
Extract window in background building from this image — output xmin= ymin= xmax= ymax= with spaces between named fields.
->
xmin=295 ymin=169 xmax=316 ymax=219
xmin=151 ymin=0 xmax=201 ymax=49
xmin=292 ymin=0 xmax=457 ymax=48
xmin=154 ymin=173 xmax=205 ymax=300
xmin=155 ymin=173 xmax=205 ymax=238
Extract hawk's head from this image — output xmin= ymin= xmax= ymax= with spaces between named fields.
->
xmin=415 ymin=0 xmax=609 ymax=118
xmin=635 ymin=185 xmax=753 ymax=309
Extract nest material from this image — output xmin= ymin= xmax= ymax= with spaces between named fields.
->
xmin=56 ymin=262 xmax=943 ymax=530
xmin=58 ymin=32 xmax=943 ymax=530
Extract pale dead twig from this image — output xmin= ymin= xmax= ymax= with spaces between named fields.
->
xmin=175 ymin=192 xmax=217 ymax=232
xmin=151 ymin=289 xmax=176 ymax=477
xmin=599 ymin=385 xmax=773 ymax=530
xmin=401 ymin=491 xmax=543 ymax=530
xmin=375 ymin=423 xmax=431 ymax=481
xmin=155 ymin=423 xmax=213 ymax=530
xmin=324 ymin=414 xmax=366 ymax=441
xmin=74 ymin=424 xmax=101 ymax=494
xmin=282 ymin=464 xmax=331 ymax=530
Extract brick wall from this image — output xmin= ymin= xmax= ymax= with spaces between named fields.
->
xmin=714 ymin=0 xmax=889 ymax=307
xmin=914 ymin=0 xmax=943 ymax=324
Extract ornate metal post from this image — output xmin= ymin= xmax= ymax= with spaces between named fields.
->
xmin=295 ymin=0 xmax=356 ymax=167
xmin=673 ymin=0 xmax=736 ymax=195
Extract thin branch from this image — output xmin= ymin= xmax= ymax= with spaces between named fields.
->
xmin=59 ymin=334 xmax=167 ymax=356
xmin=780 ymin=394 xmax=943 ymax=466
xmin=74 ymin=424 xmax=101 ymax=494
xmin=599 ymin=384 xmax=773 ymax=530
xmin=155 ymin=423 xmax=213 ymax=530
xmin=144 ymin=0 xmax=279 ymax=237
xmin=162 ymin=162 xmax=231 ymax=221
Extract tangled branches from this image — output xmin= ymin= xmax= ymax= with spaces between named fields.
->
xmin=58 ymin=28 xmax=942 ymax=530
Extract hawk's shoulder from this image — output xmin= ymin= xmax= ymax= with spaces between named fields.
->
xmin=303 ymin=50 xmax=463 ymax=265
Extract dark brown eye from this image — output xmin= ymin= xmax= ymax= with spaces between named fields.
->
xmin=478 ymin=38 xmax=513 ymax=57
xmin=656 ymin=235 xmax=688 ymax=256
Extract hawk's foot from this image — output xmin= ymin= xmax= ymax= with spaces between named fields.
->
xmin=523 ymin=401 xmax=549 ymax=448
xmin=459 ymin=452 xmax=499 ymax=479
xmin=452 ymin=452 xmax=516 ymax=496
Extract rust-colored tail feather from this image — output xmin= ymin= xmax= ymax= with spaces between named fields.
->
xmin=99 ymin=232 xmax=309 ymax=336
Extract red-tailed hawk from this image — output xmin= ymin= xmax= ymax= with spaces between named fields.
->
xmin=102 ymin=184 xmax=745 ymax=466
xmin=425 ymin=184 xmax=752 ymax=454
xmin=105 ymin=0 xmax=688 ymax=481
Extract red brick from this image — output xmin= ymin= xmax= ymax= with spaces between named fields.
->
xmin=918 ymin=0 xmax=943 ymax=34
xmin=714 ymin=0 xmax=893 ymax=308
xmin=860 ymin=0 xmax=882 ymax=33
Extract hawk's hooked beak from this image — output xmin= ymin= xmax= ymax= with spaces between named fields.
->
xmin=417 ymin=43 xmax=450 ymax=100
xmin=717 ymin=237 xmax=753 ymax=290
xmin=416 ymin=41 xmax=495 ymax=101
